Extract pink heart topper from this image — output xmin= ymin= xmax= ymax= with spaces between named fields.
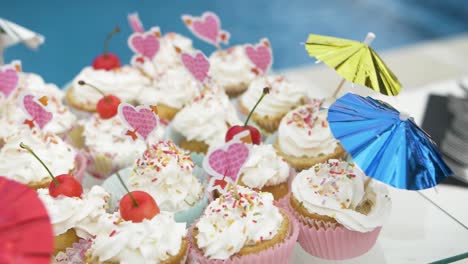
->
xmin=181 ymin=51 xmax=210 ymax=83
xmin=118 ymin=103 xmax=158 ymax=141
xmin=128 ymin=27 xmax=161 ymax=60
xmin=21 ymin=94 xmax=53 ymax=129
xmin=0 ymin=65 xmax=19 ymax=99
xmin=128 ymin=12 xmax=144 ymax=33
xmin=203 ymin=142 xmax=250 ymax=184
xmin=245 ymin=38 xmax=273 ymax=74
xmin=182 ymin=12 xmax=230 ymax=47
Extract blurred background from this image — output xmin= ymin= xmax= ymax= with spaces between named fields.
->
xmin=2 ymin=0 xmax=468 ymax=86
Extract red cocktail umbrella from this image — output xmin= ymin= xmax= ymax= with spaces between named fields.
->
xmin=0 ymin=176 xmax=54 ymax=264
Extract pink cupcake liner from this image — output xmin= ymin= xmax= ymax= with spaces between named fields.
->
xmin=287 ymin=198 xmax=382 ymax=260
xmin=73 ymin=152 xmax=87 ymax=183
xmin=187 ymin=208 xmax=299 ymax=264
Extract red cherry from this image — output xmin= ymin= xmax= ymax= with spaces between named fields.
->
xmin=119 ymin=191 xmax=160 ymax=223
xmin=78 ymin=80 xmax=121 ymax=119
xmin=48 ymin=174 xmax=83 ymax=198
xmin=226 ymin=87 xmax=270 ymax=144
xmin=92 ymin=53 xmax=121 ymax=70
xmin=92 ymin=27 xmax=121 ymax=71
xmin=19 ymin=143 xmax=83 ymax=198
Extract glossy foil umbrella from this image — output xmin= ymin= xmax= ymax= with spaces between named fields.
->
xmin=305 ymin=32 xmax=401 ymax=97
xmin=0 ymin=177 xmax=54 ymax=263
xmin=328 ymin=93 xmax=452 ymax=190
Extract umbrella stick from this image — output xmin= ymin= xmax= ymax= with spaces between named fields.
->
xmin=332 ymin=78 xmax=346 ymax=98
xmin=364 ymin=176 xmax=373 ymax=189
xmin=0 ymin=38 xmax=4 ymax=65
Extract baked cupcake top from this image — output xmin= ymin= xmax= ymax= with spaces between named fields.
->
xmin=239 ymin=144 xmax=290 ymax=189
xmin=37 ymin=186 xmax=110 ymax=237
xmin=142 ymin=64 xmax=200 ymax=108
xmin=240 ymin=75 xmax=306 ymax=118
xmin=291 ymin=159 xmax=392 ymax=232
xmin=0 ymin=72 xmax=76 ymax=139
xmin=195 ymin=186 xmax=283 ymax=260
xmin=80 ymin=114 xmax=165 ymax=169
xmin=88 ymin=211 xmax=186 ymax=263
xmin=69 ymin=66 xmax=150 ymax=107
xmin=209 ymin=46 xmax=256 ymax=90
xmin=278 ymin=100 xmax=339 ymax=157
xmin=128 ymin=140 xmax=203 ymax=212
xmin=172 ymin=91 xmax=241 ymax=146
xmin=0 ymin=130 xmax=76 ymax=184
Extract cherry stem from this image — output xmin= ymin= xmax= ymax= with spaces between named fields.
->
xmin=103 ymin=27 xmax=120 ymax=56
xmin=20 ymin=142 xmax=60 ymax=186
xmin=116 ymin=171 xmax=139 ymax=207
xmin=78 ymin=80 xmax=110 ymax=102
xmin=244 ymin=87 xmax=270 ymax=126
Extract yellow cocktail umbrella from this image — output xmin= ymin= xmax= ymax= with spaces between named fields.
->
xmin=305 ymin=32 xmax=401 ymax=97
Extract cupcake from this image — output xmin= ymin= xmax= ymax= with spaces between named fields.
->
xmin=65 ymin=66 xmax=150 ymax=115
xmin=0 ymin=130 xmax=79 ymax=189
xmin=275 ymin=100 xmax=345 ymax=170
xmin=189 ymin=186 xmax=298 ymax=263
xmin=238 ymin=144 xmax=290 ymax=201
xmin=172 ymin=91 xmax=242 ymax=153
xmin=239 ymin=75 xmax=306 ymax=133
xmin=37 ymin=185 xmax=110 ymax=255
xmin=127 ymin=140 xmax=207 ymax=223
xmin=289 ymin=159 xmax=392 ymax=260
xmin=85 ymin=211 xmax=187 ymax=263
xmin=0 ymin=72 xmax=77 ymax=143
xmin=72 ymin=114 xmax=166 ymax=179
xmin=209 ymin=46 xmax=256 ymax=97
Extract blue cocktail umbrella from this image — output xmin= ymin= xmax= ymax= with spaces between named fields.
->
xmin=328 ymin=93 xmax=452 ymax=190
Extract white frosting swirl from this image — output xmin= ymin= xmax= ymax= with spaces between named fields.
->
xmin=89 ymin=212 xmax=186 ymax=264
xmin=241 ymin=76 xmax=306 ymax=117
xmin=81 ymin=114 xmax=165 ymax=170
xmin=137 ymin=65 xmax=201 ymax=108
xmin=291 ymin=159 xmax=392 ymax=232
xmin=172 ymin=91 xmax=241 ymax=146
xmin=278 ymin=100 xmax=339 ymax=157
xmin=0 ymin=72 xmax=76 ymax=140
xmin=128 ymin=141 xmax=203 ymax=212
xmin=196 ymin=186 xmax=283 ymax=260
xmin=209 ymin=46 xmax=256 ymax=90
xmin=240 ymin=144 xmax=290 ymax=189
xmin=0 ymin=130 xmax=76 ymax=184
xmin=69 ymin=66 xmax=150 ymax=107
xmin=37 ymin=186 xmax=110 ymax=237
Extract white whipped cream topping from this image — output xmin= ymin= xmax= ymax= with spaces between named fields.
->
xmin=0 ymin=130 xmax=76 ymax=184
xmin=137 ymin=65 xmax=201 ymax=108
xmin=240 ymin=144 xmax=290 ymax=189
xmin=172 ymin=91 xmax=241 ymax=146
xmin=69 ymin=66 xmax=150 ymax=107
xmin=37 ymin=186 xmax=110 ymax=237
xmin=196 ymin=186 xmax=283 ymax=260
xmin=291 ymin=159 xmax=392 ymax=232
xmin=89 ymin=211 xmax=186 ymax=264
xmin=128 ymin=141 xmax=203 ymax=212
xmin=0 ymin=72 xmax=76 ymax=140
xmin=81 ymin=114 xmax=165 ymax=170
xmin=278 ymin=100 xmax=339 ymax=157
xmin=241 ymin=75 xmax=306 ymax=117
xmin=209 ymin=46 xmax=256 ymax=90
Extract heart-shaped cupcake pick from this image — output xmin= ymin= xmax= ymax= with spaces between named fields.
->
xmin=21 ymin=94 xmax=53 ymax=129
xmin=245 ymin=38 xmax=273 ymax=75
xmin=182 ymin=11 xmax=230 ymax=49
xmin=118 ymin=103 xmax=159 ymax=141
xmin=128 ymin=27 xmax=161 ymax=60
xmin=181 ymin=51 xmax=210 ymax=84
xmin=128 ymin=12 xmax=144 ymax=33
xmin=203 ymin=136 xmax=250 ymax=194
xmin=0 ymin=62 xmax=20 ymax=99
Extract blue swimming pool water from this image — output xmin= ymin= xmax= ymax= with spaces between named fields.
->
xmin=2 ymin=0 xmax=467 ymax=86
